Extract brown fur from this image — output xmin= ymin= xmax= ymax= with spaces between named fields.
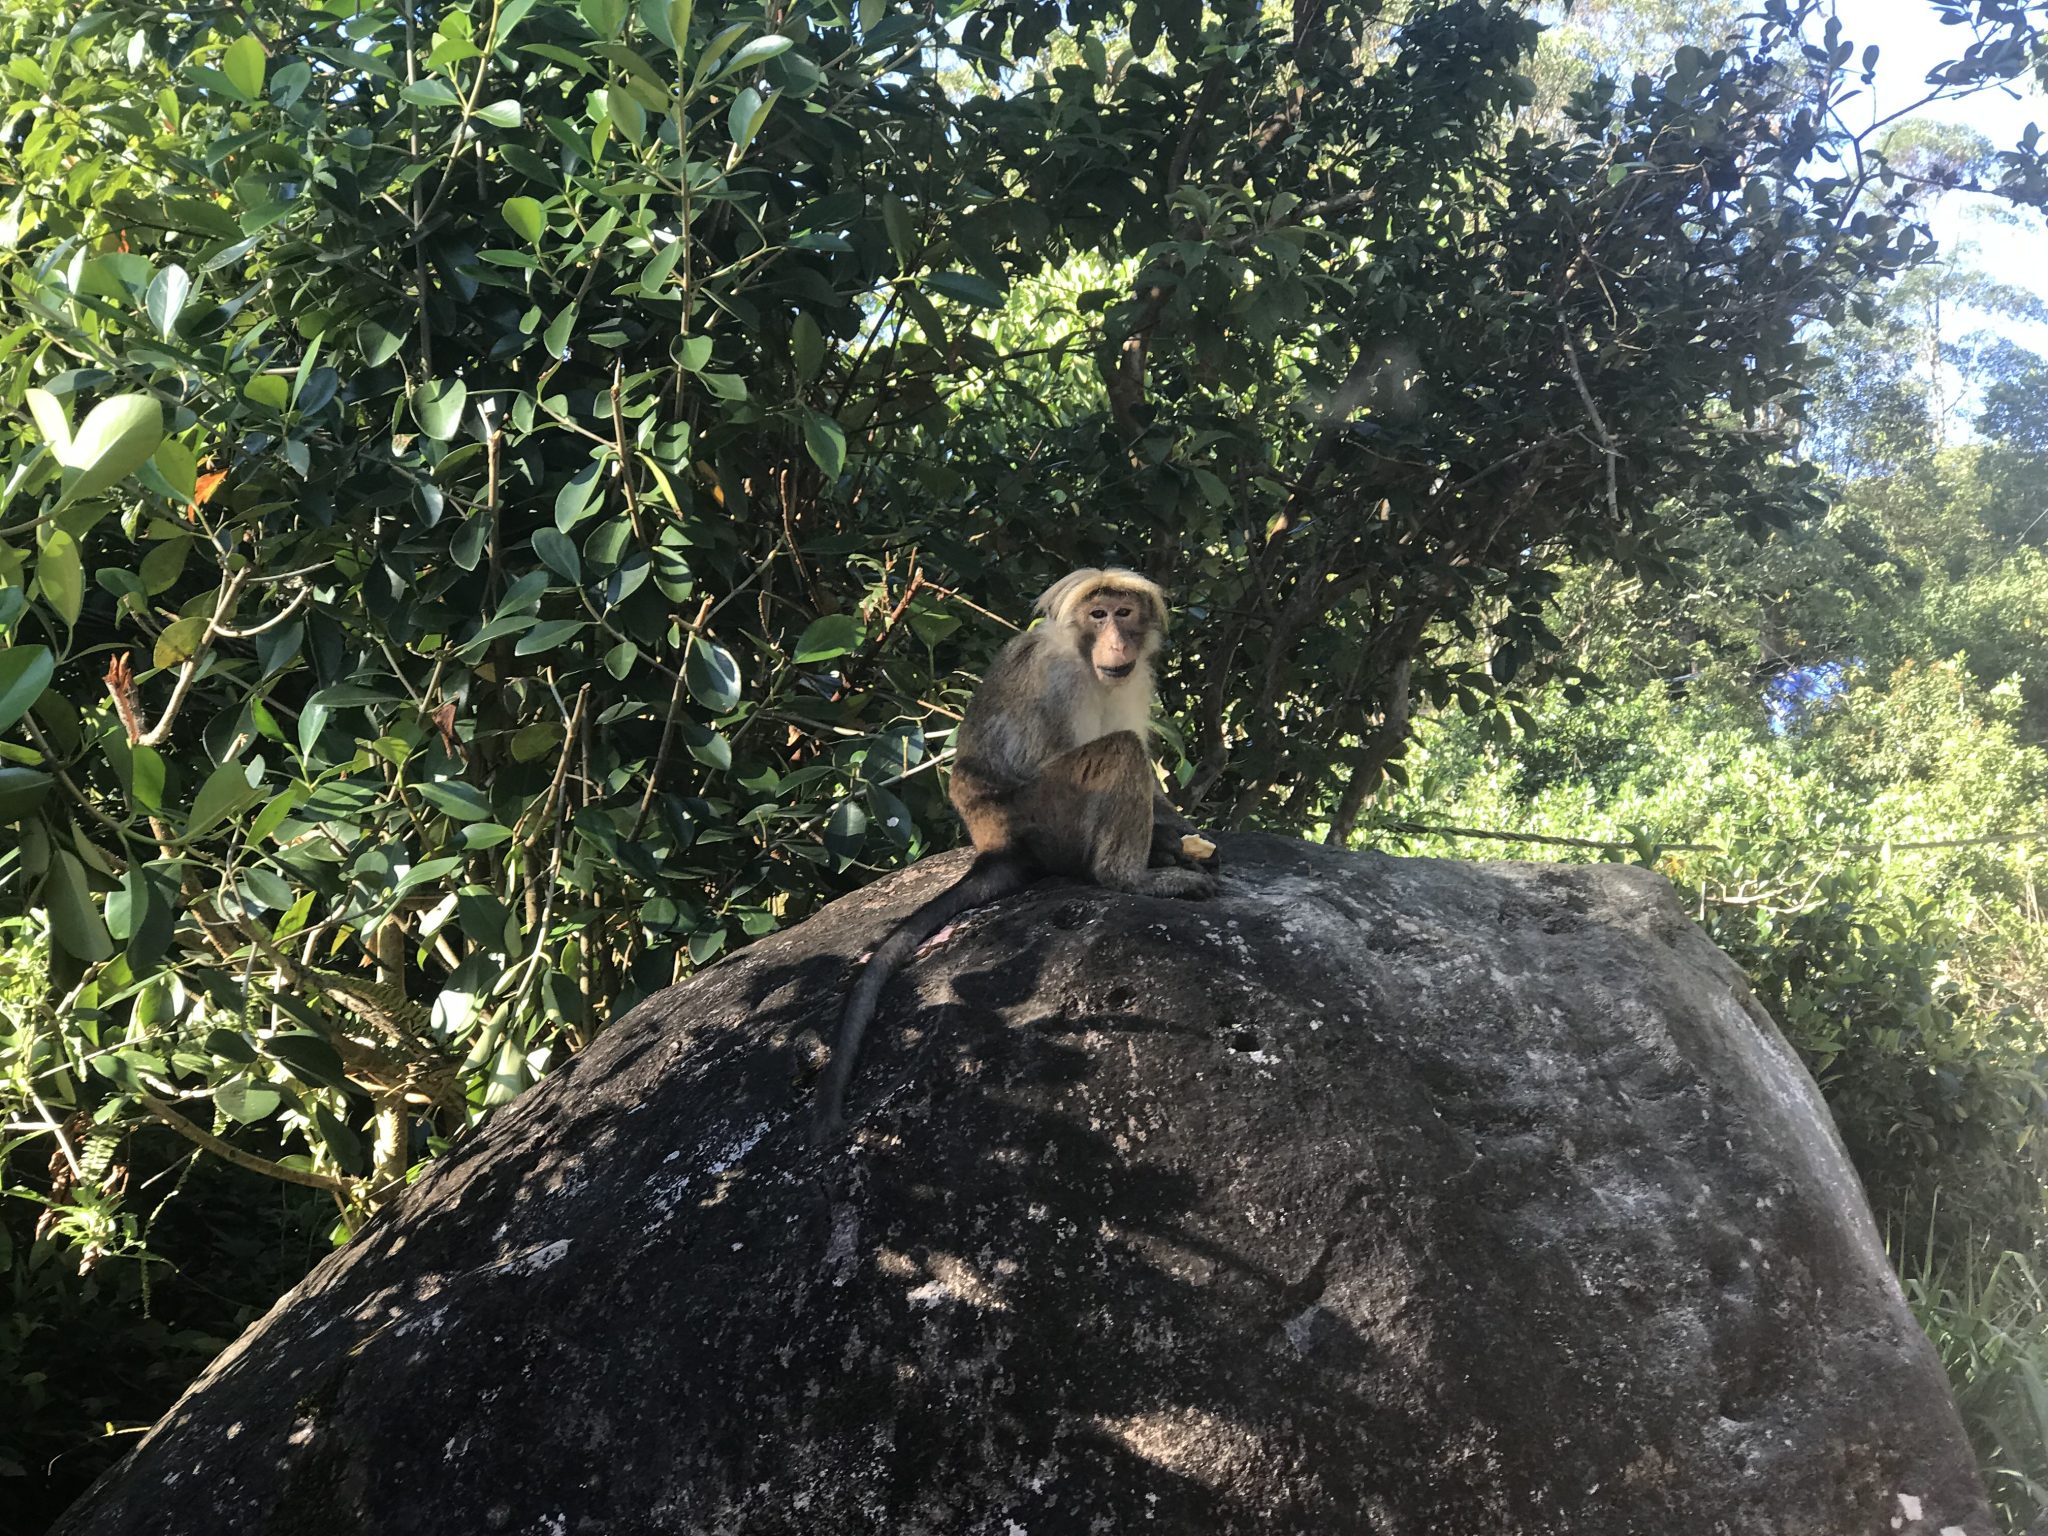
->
xmin=812 ymin=568 xmax=1218 ymax=1144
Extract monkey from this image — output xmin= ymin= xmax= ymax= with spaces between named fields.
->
xmin=811 ymin=568 xmax=1221 ymax=1145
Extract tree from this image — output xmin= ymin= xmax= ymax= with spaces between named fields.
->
xmin=0 ymin=0 xmax=2044 ymax=1332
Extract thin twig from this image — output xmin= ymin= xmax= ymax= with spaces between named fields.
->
xmin=137 ymin=1092 xmax=355 ymax=1196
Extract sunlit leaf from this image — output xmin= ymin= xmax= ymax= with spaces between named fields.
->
xmin=57 ymin=394 xmax=164 ymax=507
xmin=414 ymin=379 xmax=469 ymax=440
xmin=222 ymin=34 xmax=266 ymax=100
xmin=685 ymin=635 xmax=742 ymax=712
xmin=36 ymin=531 xmax=84 ymax=626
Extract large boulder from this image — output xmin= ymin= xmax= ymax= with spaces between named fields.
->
xmin=56 ymin=834 xmax=1990 ymax=1536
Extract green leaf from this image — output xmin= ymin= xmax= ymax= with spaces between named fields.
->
xmin=802 ymin=410 xmax=846 ymax=479
xmin=581 ymin=0 xmax=627 ymax=38
xmin=414 ymin=379 xmax=469 ymax=440
xmin=0 ymin=645 xmax=54 ymax=734
xmin=248 ymin=787 xmax=303 ymax=844
xmin=792 ymin=313 xmax=824 ymax=381
xmin=0 ymin=767 xmax=52 ymax=821
xmin=685 ymin=635 xmax=742 ymax=712
xmin=544 ymin=304 xmax=578 ymax=359
xmin=313 ymin=1105 xmax=367 ymax=1173
xmin=358 ymin=318 xmax=405 ymax=367
xmin=146 ymin=264 xmax=193 ymax=338
xmin=881 ymin=195 xmax=915 ymax=266
xmin=677 ymin=335 xmax=713 ymax=372
xmin=222 ymin=34 xmax=266 ymax=101
xmin=514 ymin=619 xmax=586 ymax=655
xmin=188 ymin=760 xmax=260 ymax=837
xmin=609 ymin=88 xmax=648 ymax=146
xmin=124 ymin=869 xmax=176 ymax=970
xmin=127 ymin=744 xmax=166 ymax=815
xmin=533 ymin=527 xmax=582 ymax=582
xmin=926 ymin=271 xmax=1006 ymax=309
xmin=605 ymin=641 xmax=638 ymax=678
xmin=243 ymin=374 xmax=289 ymax=412
xmin=715 ymin=35 xmax=792 ymax=79
xmin=240 ymin=866 xmax=293 ymax=909
xmin=683 ymin=722 xmax=730 ymax=769
xmin=477 ymin=99 xmax=523 ymax=128
xmin=824 ymin=798 xmax=868 ymax=864
xmin=217 ymin=1080 xmax=282 ymax=1124
xmin=665 ymin=0 xmax=694 ymax=51
xmin=793 ymin=613 xmax=863 ymax=662
xmin=402 ymin=78 xmax=462 ymax=107
xmin=461 ymin=821 xmax=514 ymax=850
xmin=554 ymin=459 xmax=605 ymax=528
xmin=37 ymin=531 xmax=84 ymax=626
xmin=265 ymin=1032 xmax=348 ymax=1091
xmin=154 ymin=613 xmax=209 ymax=670
xmin=726 ymin=85 xmax=775 ymax=158
xmin=153 ymin=439 xmax=198 ymax=504
xmin=25 ymin=388 xmax=70 ymax=456
xmin=417 ymin=780 xmax=492 ymax=821
xmin=503 ymin=195 xmax=545 ymax=243
xmin=43 ymin=850 xmax=114 ymax=962
xmin=57 ymin=394 xmax=164 ymax=507
xmin=205 ymin=1028 xmax=260 ymax=1064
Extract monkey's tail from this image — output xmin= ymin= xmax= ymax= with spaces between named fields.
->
xmin=811 ymin=850 xmax=1035 ymax=1146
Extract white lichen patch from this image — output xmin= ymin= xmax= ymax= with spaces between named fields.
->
xmin=1092 ymin=1406 xmax=1265 ymax=1487
xmin=504 ymin=1238 xmax=572 ymax=1275
xmin=902 ymin=1251 xmax=1009 ymax=1311
xmin=706 ymin=1118 xmax=771 ymax=1175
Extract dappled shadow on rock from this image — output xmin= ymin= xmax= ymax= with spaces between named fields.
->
xmin=54 ymin=835 xmax=1992 ymax=1536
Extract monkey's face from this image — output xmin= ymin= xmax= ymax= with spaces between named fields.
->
xmin=1076 ymin=587 xmax=1156 ymax=685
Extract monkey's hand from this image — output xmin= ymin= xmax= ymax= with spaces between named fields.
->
xmin=1149 ymin=814 xmax=1221 ymax=874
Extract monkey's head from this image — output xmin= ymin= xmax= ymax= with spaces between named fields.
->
xmin=1034 ymin=567 xmax=1168 ymax=687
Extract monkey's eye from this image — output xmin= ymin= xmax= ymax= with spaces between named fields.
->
xmin=1114 ymin=606 xmax=1133 ymax=618
xmin=1088 ymin=608 xmax=1108 ymax=621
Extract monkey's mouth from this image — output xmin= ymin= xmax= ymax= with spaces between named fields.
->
xmin=1097 ymin=663 xmax=1137 ymax=681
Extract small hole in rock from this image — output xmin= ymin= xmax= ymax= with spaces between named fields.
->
xmin=1229 ymin=1030 xmax=1260 ymax=1052
xmin=1103 ymin=986 xmax=1137 ymax=1011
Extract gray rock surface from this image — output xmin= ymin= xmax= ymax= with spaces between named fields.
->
xmin=56 ymin=834 xmax=1991 ymax=1535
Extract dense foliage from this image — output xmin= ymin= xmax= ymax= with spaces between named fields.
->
xmin=2 ymin=0 xmax=2046 ymax=1524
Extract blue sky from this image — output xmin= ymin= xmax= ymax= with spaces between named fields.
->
xmin=1847 ymin=0 xmax=2048 ymax=342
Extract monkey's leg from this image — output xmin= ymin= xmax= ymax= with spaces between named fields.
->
xmin=1021 ymin=733 xmax=1218 ymax=899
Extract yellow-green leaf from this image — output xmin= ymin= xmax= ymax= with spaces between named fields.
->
xmin=25 ymin=388 xmax=70 ymax=456
xmin=57 ymin=394 xmax=164 ymax=508
xmin=154 ymin=613 xmax=210 ymax=670
xmin=36 ymin=530 xmax=84 ymax=626
xmin=503 ymin=196 xmax=545 ymax=243
xmin=188 ymin=760 xmax=260 ymax=838
xmin=222 ymin=34 xmax=266 ymax=100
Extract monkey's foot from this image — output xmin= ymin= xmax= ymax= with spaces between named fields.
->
xmin=1138 ymin=866 xmax=1221 ymax=900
